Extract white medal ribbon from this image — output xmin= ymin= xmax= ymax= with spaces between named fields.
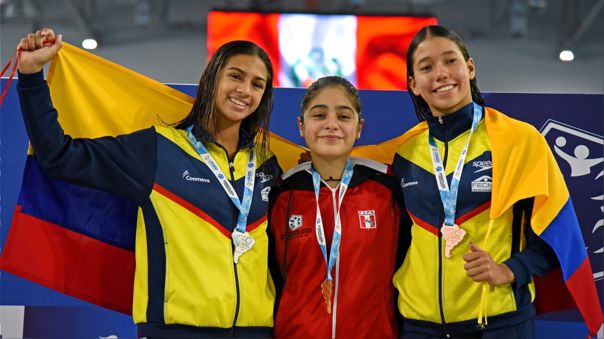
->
xmin=186 ymin=126 xmax=256 ymax=263
xmin=428 ymin=104 xmax=482 ymax=257
xmin=311 ymin=160 xmax=354 ymax=283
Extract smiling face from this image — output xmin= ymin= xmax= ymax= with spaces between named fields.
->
xmin=214 ymin=54 xmax=268 ymax=130
xmin=299 ymin=85 xmax=363 ymax=162
xmin=408 ymin=36 xmax=475 ymax=117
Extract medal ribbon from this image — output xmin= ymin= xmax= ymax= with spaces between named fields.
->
xmin=428 ymin=103 xmax=482 ymax=227
xmin=311 ymin=160 xmax=354 ymax=283
xmin=186 ymin=126 xmax=256 ymax=234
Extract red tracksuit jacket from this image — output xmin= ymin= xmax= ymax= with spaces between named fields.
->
xmin=268 ymin=158 xmax=411 ymax=339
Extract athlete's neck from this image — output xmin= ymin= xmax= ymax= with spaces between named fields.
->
xmin=214 ymin=122 xmax=241 ymax=159
xmin=311 ymin=154 xmax=349 ymax=188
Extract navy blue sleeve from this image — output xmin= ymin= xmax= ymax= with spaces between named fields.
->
xmin=18 ymin=71 xmax=157 ymax=202
xmin=504 ymin=225 xmax=560 ymax=288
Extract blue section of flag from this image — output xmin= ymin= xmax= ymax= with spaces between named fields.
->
xmin=17 ymin=156 xmax=137 ymax=251
xmin=539 ymin=198 xmax=587 ymax=281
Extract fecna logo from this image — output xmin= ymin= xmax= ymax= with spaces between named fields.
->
xmin=182 ymin=170 xmax=211 ymax=184
xmin=471 ymin=175 xmax=492 ymax=192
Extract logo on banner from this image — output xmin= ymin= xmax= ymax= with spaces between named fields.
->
xmin=541 ymin=120 xmax=603 ymax=282
xmin=358 ymin=210 xmax=377 ymax=229
xmin=471 ymin=175 xmax=492 ymax=192
xmin=288 ymin=215 xmax=303 ymax=231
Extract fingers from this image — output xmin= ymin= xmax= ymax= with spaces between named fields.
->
xmin=465 ymin=259 xmax=492 ymax=282
xmin=18 ymin=28 xmax=57 ymax=51
xmin=27 ymin=33 xmax=36 ymax=50
xmin=50 ymin=33 xmax=63 ymax=52
xmin=469 ymin=243 xmax=481 ymax=252
xmin=40 ymin=28 xmax=57 ymax=46
xmin=463 ymin=255 xmax=486 ymax=269
xmin=35 ymin=30 xmax=43 ymax=48
xmin=468 ymin=271 xmax=490 ymax=282
xmin=18 ymin=37 xmax=28 ymax=51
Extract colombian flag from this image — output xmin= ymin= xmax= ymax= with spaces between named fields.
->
xmin=486 ymin=108 xmax=603 ymax=337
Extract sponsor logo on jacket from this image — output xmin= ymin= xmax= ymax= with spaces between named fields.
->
xmin=256 ymin=171 xmax=273 ymax=183
xmin=261 ymin=186 xmax=271 ymax=202
xmin=401 ymin=177 xmax=418 ymax=189
xmin=182 ymin=170 xmax=210 ymax=183
xmin=472 ymin=160 xmax=492 ymax=173
xmin=289 ymin=215 xmax=302 ymax=231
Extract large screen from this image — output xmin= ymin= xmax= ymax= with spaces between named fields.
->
xmin=207 ymin=10 xmax=437 ymax=90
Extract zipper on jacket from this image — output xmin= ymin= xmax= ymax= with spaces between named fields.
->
xmin=436 ymin=117 xmax=450 ymax=336
xmin=225 ymin=151 xmax=241 ymax=331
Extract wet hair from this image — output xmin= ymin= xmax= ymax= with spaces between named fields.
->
xmin=299 ymin=76 xmax=362 ymax=122
xmin=176 ymin=40 xmax=274 ymax=157
xmin=406 ymin=25 xmax=484 ymax=121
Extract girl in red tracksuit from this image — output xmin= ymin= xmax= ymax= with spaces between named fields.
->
xmin=268 ymin=76 xmax=410 ymax=339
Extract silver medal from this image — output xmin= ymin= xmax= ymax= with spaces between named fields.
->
xmin=232 ymin=230 xmax=255 ymax=264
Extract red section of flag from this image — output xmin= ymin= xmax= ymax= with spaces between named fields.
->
xmin=0 ymin=205 xmax=134 ymax=314
xmin=566 ymin=258 xmax=604 ymax=337
xmin=534 ymin=268 xmax=575 ymax=314
xmin=534 ymin=260 xmax=604 ymax=337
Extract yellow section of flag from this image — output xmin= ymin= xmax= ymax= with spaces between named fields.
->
xmin=46 ymin=42 xmax=403 ymax=171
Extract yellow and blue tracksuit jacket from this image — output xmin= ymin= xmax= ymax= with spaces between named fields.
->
xmin=18 ymin=71 xmax=281 ymax=338
xmin=392 ymin=103 xmax=558 ymax=336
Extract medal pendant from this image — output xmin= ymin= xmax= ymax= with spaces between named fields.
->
xmin=320 ymin=279 xmax=333 ymax=314
xmin=441 ymin=224 xmax=466 ymax=258
xmin=232 ymin=230 xmax=255 ymax=264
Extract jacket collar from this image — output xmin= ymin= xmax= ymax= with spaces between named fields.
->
xmin=425 ymin=102 xmax=482 ymax=141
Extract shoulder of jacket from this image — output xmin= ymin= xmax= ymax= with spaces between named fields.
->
xmin=350 ymin=156 xmax=388 ymax=174
xmin=282 ymin=161 xmax=312 ymax=180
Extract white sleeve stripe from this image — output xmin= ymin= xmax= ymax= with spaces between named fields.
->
xmin=281 ymin=161 xmax=312 ymax=180
xmin=350 ymin=156 xmax=388 ymax=174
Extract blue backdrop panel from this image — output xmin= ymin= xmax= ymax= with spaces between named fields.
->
xmin=1 ymin=79 xmax=602 ymax=337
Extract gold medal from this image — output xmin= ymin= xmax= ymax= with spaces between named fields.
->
xmin=320 ymin=279 xmax=333 ymax=314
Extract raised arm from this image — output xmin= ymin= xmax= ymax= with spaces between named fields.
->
xmin=17 ymin=29 xmax=156 ymax=202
